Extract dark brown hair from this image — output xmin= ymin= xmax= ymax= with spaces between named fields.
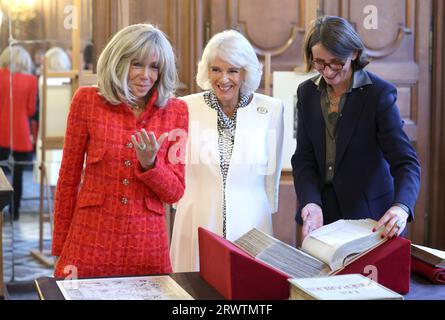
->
xmin=303 ymin=15 xmax=370 ymax=72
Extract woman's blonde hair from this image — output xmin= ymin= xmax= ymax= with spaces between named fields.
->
xmin=0 ymin=45 xmax=33 ymax=74
xmin=196 ymin=30 xmax=263 ymax=96
xmin=97 ymin=23 xmax=178 ymax=107
xmin=45 ymin=47 xmax=71 ymax=71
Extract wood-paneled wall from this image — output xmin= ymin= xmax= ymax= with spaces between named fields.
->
xmin=209 ymin=0 xmax=308 ymax=71
xmin=429 ymin=0 xmax=445 ymax=250
xmin=89 ymin=0 xmax=438 ymax=248
xmin=92 ymin=0 xmax=204 ymax=95
xmin=0 ymin=0 xmax=92 ymax=58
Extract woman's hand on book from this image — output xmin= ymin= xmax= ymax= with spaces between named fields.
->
xmin=373 ymin=206 xmax=408 ymax=239
xmin=301 ymin=203 xmax=324 ymax=240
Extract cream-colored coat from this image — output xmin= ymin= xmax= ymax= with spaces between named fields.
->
xmin=170 ymin=92 xmax=284 ymax=272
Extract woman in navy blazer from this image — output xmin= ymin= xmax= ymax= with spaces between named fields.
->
xmin=291 ymin=16 xmax=420 ymax=240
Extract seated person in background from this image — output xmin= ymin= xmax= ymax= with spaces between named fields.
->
xmin=291 ymin=16 xmax=421 ymax=241
xmin=52 ymin=24 xmax=188 ymax=278
xmin=83 ymin=42 xmax=94 ymax=71
xmin=33 ymin=49 xmax=45 ymax=77
xmin=0 ymin=45 xmax=37 ymax=221
xmin=170 ymin=30 xmax=284 ymax=272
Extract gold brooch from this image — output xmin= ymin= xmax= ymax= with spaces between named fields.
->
xmin=257 ymin=106 xmax=268 ymax=114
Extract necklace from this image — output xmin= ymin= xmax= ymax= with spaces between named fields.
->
xmin=129 ymin=98 xmax=148 ymax=113
xmin=130 ymin=104 xmax=144 ymax=111
xmin=327 ymin=90 xmax=341 ymax=113
xmin=130 ymin=96 xmax=149 ymax=112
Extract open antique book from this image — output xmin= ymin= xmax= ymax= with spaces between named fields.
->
xmin=411 ymin=244 xmax=445 ymax=269
xmin=288 ymin=274 xmax=403 ymax=300
xmin=233 ymin=219 xmax=386 ymax=278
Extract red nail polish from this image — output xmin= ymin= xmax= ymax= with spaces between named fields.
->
xmin=372 ymin=228 xmax=376 ymax=232
xmin=381 ymin=235 xmax=384 ymax=239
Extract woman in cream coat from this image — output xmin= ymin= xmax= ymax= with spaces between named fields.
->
xmin=170 ymin=30 xmax=284 ymax=272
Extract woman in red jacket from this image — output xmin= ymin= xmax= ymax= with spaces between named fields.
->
xmin=52 ymin=24 xmax=188 ymax=278
xmin=0 ymin=45 xmax=37 ymax=220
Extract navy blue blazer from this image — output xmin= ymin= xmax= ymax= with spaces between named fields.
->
xmin=291 ymin=71 xmax=420 ymax=225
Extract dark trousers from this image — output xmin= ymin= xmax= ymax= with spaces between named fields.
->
xmin=321 ymin=184 xmax=343 ymax=225
xmin=0 ymin=147 xmax=33 ymax=220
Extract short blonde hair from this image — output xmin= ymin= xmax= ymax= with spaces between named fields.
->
xmin=45 ymin=47 xmax=71 ymax=71
xmin=196 ymin=30 xmax=262 ymax=96
xmin=0 ymin=45 xmax=33 ymax=74
xmin=97 ymin=23 xmax=178 ymax=107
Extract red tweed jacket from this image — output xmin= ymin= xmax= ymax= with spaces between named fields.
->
xmin=0 ymin=68 xmax=37 ymax=152
xmin=52 ymin=86 xmax=188 ymax=278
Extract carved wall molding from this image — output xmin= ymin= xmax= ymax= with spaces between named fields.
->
xmin=330 ymin=0 xmax=414 ymax=60
xmin=365 ymin=25 xmax=412 ymax=59
xmin=239 ymin=23 xmax=301 ymax=56
xmin=230 ymin=0 xmax=306 ymax=55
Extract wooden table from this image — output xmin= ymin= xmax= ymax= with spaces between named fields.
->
xmin=0 ymin=168 xmax=13 ymax=299
xmin=35 ymin=272 xmax=445 ymax=300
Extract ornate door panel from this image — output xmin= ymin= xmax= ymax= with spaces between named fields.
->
xmin=322 ymin=0 xmax=431 ymax=244
xmin=128 ymin=0 xmax=205 ymax=95
xmin=209 ymin=0 xmax=313 ymax=76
